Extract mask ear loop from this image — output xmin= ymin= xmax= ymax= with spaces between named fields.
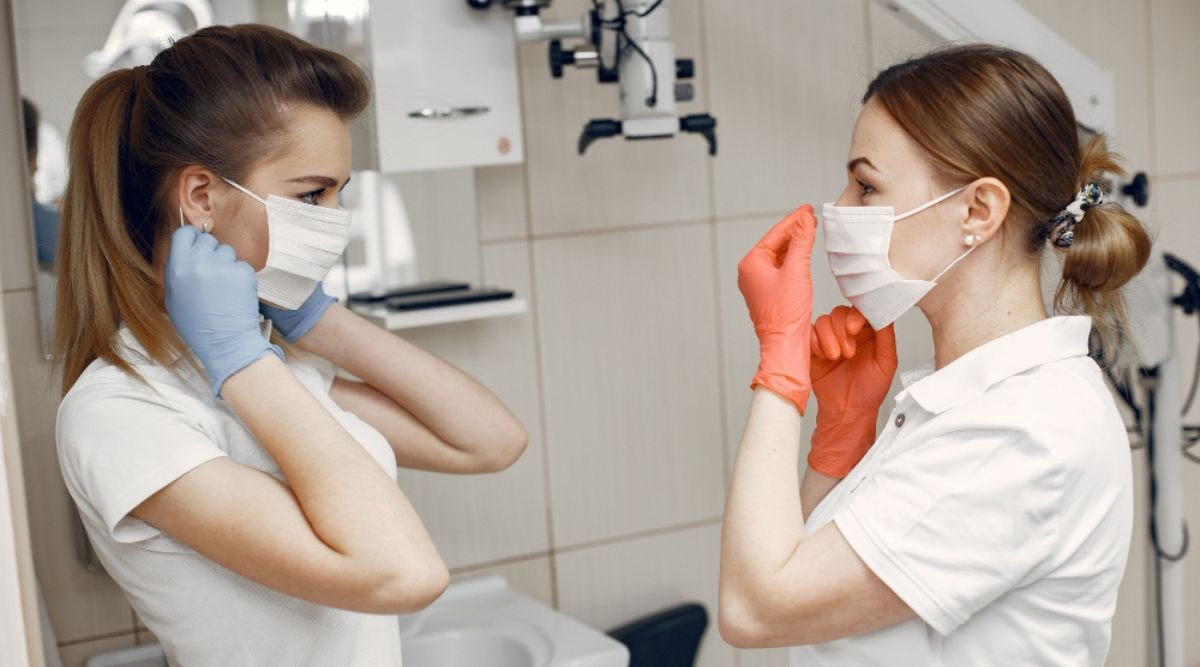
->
xmin=179 ymin=206 xmax=212 ymax=233
xmin=222 ymin=177 xmax=268 ymax=206
xmin=891 ymin=185 xmax=977 ymax=284
xmin=930 ymin=242 xmax=978 ymax=283
xmin=894 ymin=186 xmax=968 ymax=222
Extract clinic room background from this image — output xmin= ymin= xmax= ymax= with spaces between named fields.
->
xmin=0 ymin=0 xmax=1198 ymax=666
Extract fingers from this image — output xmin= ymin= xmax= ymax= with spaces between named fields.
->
xmin=214 ymin=244 xmax=237 ymax=263
xmin=814 ymin=314 xmax=841 ymax=360
xmin=873 ymin=323 xmax=899 ymax=367
xmin=194 ymin=231 xmax=219 ymax=252
xmin=168 ymin=225 xmax=200 ymax=265
xmin=813 ymin=305 xmax=866 ymax=361
xmin=781 ymin=205 xmax=817 ymax=272
xmin=830 ymin=307 xmax=858 ymax=359
xmin=753 ymin=213 xmax=801 ymax=257
xmin=749 ymin=204 xmax=817 ymax=259
xmin=233 ymin=261 xmax=256 ymax=280
xmin=845 ymin=307 xmax=867 ymax=337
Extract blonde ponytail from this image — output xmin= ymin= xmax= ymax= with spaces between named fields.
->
xmin=54 ymin=68 xmax=191 ymax=395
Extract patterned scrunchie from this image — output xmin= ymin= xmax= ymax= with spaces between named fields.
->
xmin=1050 ymin=182 xmax=1104 ymax=249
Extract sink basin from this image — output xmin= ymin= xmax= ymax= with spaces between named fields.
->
xmin=398 ymin=574 xmax=629 ymax=667
xmin=403 ymin=631 xmax=534 ymax=667
xmin=83 ymin=575 xmax=627 ymax=667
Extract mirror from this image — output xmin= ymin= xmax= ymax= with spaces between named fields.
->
xmin=12 ymin=0 xmax=482 ymax=359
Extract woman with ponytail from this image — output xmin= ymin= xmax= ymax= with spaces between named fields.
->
xmin=721 ymin=44 xmax=1150 ymax=665
xmin=54 ymin=24 xmax=527 ymax=665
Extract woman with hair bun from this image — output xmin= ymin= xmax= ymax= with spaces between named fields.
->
xmin=721 ymin=44 xmax=1150 ymax=666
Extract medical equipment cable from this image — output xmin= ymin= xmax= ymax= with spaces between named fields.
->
xmin=593 ymin=0 xmax=663 ymax=107
xmin=1140 ymin=375 xmax=1190 ymax=667
xmin=1112 ymin=252 xmax=1200 ymax=667
xmin=1165 ymin=252 xmax=1200 ymax=413
xmin=1183 ymin=333 xmax=1200 ymax=414
xmin=1094 ymin=252 xmax=1200 ymax=667
xmin=629 ymin=0 xmax=663 ymax=18
xmin=1183 ymin=427 xmax=1200 ymax=464
xmin=1140 ymin=374 xmax=1190 ymax=564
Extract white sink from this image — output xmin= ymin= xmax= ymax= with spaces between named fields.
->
xmin=398 ymin=575 xmax=629 ymax=667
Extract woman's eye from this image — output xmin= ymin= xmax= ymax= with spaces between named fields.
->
xmin=299 ymin=188 xmax=325 ymax=205
xmin=857 ymin=180 xmax=875 ymax=197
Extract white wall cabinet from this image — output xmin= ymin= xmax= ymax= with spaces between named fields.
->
xmin=362 ymin=0 xmax=525 ymax=173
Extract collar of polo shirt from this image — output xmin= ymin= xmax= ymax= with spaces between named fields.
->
xmin=894 ymin=316 xmax=1094 ymax=415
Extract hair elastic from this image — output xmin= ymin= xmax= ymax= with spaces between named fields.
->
xmin=1050 ymin=182 xmax=1103 ymax=249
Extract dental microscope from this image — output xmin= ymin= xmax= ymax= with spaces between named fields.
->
xmin=468 ymin=0 xmax=718 ymax=155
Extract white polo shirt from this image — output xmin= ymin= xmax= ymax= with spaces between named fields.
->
xmin=792 ymin=316 xmax=1133 ymax=667
xmin=56 ymin=326 xmax=404 ymax=666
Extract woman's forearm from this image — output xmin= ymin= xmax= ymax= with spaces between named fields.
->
xmin=221 ymin=354 xmax=444 ymax=587
xmin=800 ymin=466 xmax=840 ymax=523
xmin=720 ymin=388 xmax=808 ymax=633
xmin=296 ymin=306 xmax=527 ymax=459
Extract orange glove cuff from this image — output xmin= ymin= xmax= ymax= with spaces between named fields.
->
xmin=750 ymin=371 xmax=811 ymax=416
xmin=806 ymin=410 xmax=879 ymax=478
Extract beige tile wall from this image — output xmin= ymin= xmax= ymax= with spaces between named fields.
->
xmin=532 ymin=224 xmax=725 ymax=547
xmin=5 ymin=1 xmax=1197 ymax=666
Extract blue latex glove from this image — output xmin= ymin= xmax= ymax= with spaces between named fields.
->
xmin=165 ymin=226 xmax=283 ymax=396
xmin=259 ymin=282 xmax=336 ymax=343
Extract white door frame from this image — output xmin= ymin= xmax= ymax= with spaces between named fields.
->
xmin=0 ymin=0 xmax=46 ymax=663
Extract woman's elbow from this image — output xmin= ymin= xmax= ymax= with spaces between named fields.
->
xmin=499 ymin=424 xmax=529 ymax=469
xmin=366 ymin=559 xmax=450 ymax=614
xmin=474 ymin=424 xmax=529 ymax=473
xmin=719 ymin=574 xmax=800 ymax=648
xmin=719 ymin=592 xmax=773 ymax=648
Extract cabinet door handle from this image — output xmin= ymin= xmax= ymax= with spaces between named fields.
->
xmin=407 ymin=106 xmax=491 ymax=120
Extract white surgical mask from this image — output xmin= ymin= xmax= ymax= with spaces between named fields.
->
xmin=223 ymin=178 xmax=352 ymax=309
xmin=822 ymin=187 xmax=972 ymax=330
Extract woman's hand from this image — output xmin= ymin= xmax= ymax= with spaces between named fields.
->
xmin=164 ymin=226 xmax=282 ymax=395
xmin=807 ymin=306 xmax=898 ymax=478
xmin=260 ymin=281 xmax=337 ymax=343
xmin=737 ymin=205 xmax=818 ymax=415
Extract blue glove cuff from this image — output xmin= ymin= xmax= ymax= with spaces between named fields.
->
xmin=210 ymin=342 xmax=285 ymax=397
xmin=261 ymin=285 xmax=336 ymax=343
xmin=281 ymin=293 xmax=335 ymax=343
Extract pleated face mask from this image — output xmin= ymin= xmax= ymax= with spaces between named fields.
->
xmin=223 ymin=178 xmax=352 ymax=309
xmin=821 ymin=186 xmax=971 ymax=330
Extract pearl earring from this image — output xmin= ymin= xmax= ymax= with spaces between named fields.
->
xmin=964 ymin=233 xmax=981 ymax=246
xmin=203 ymin=221 xmax=213 ymax=234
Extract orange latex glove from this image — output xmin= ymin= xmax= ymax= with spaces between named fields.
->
xmin=807 ymin=305 xmax=898 ymax=478
xmin=737 ymin=205 xmax=817 ymax=414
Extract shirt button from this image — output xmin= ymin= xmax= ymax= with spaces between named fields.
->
xmin=895 ymin=413 xmax=906 ymax=428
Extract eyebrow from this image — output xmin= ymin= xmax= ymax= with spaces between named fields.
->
xmin=287 ymin=175 xmax=352 ymax=191
xmin=846 ymin=157 xmax=876 ymax=173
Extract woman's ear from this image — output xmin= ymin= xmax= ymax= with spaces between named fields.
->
xmin=964 ymin=177 xmax=1011 ymax=244
xmin=176 ymin=166 xmax=217 ymax=230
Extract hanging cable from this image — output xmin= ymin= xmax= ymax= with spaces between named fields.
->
xmin=595 ymin=0 xmax=659 ymax=108
xmin=629 ymin=0 xmax=664 ymax=18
